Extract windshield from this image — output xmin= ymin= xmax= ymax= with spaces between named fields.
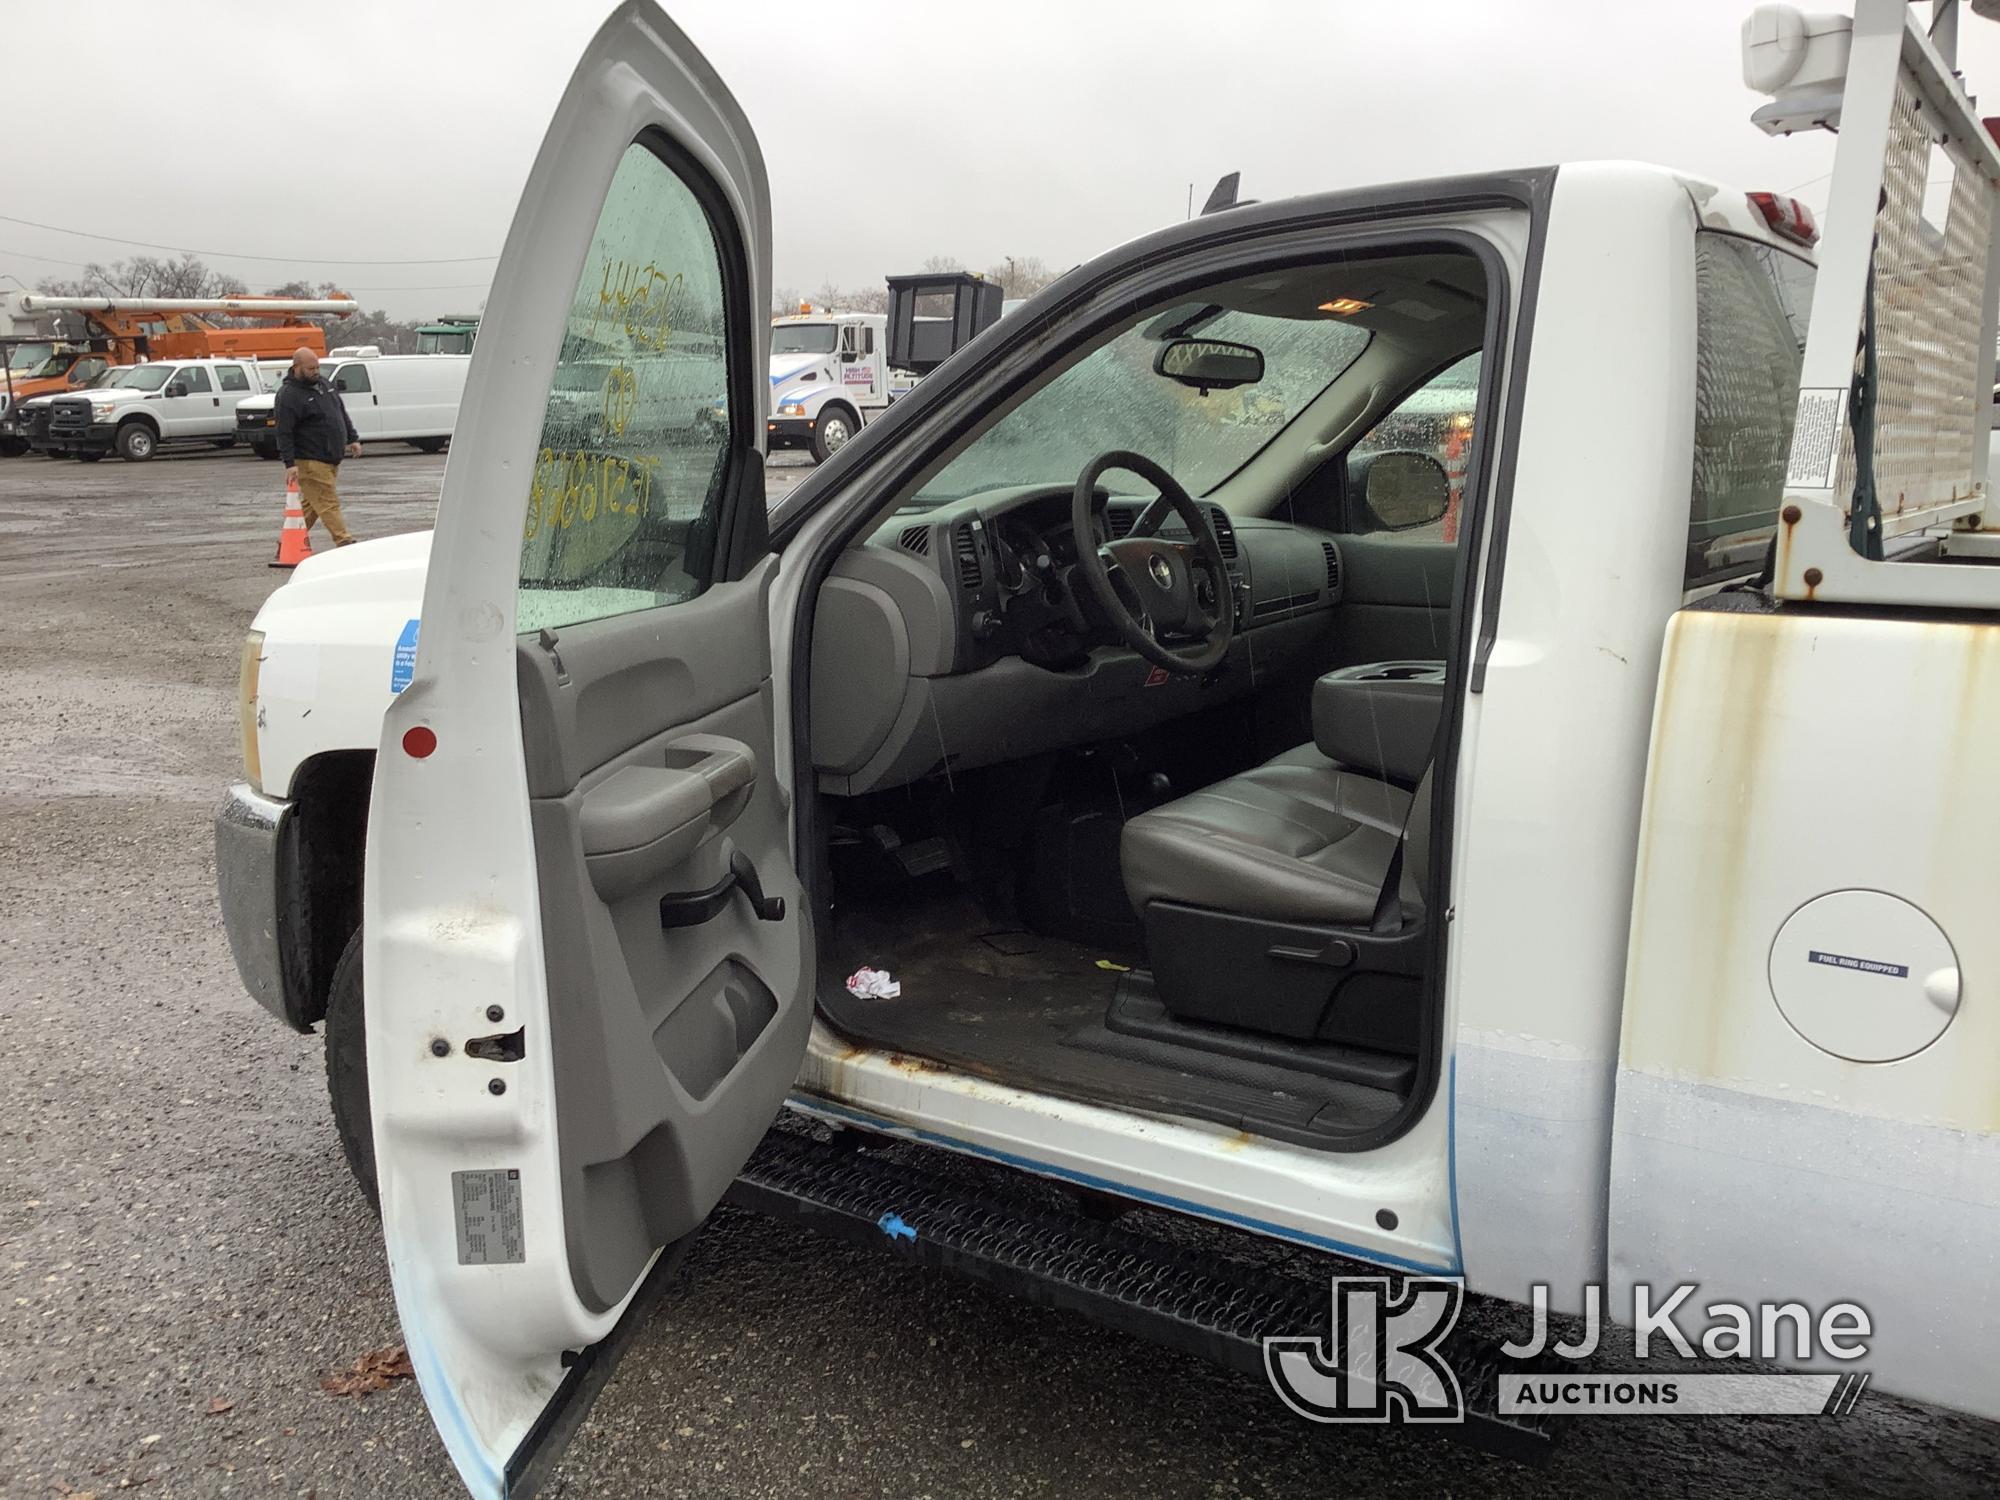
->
xmin=89 ymin=366 xmax=136 ymax=389
xmin=909 ymin=306 xmax=1371 ymax=507
xmin=119 ymin=365 xmax=178 ymax=392
xmin=416 ymin=329 xmax=473 ymax=355
xmin=771 ymin=323 xmax=837 ymax=356
xmin=9 ymin=344 xmax=56 ymax=374
xmin=24 ymin=353 xmax=74 ymax=379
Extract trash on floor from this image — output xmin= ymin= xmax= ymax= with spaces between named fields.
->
xmin=1094 ymin=959 xmax=1132 ymax=973
xmin=846 ymin=966 xmax=902 ymax=999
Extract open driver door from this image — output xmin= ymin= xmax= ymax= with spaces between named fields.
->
xmin=363 ymin=5 xmax=809 ymax=1494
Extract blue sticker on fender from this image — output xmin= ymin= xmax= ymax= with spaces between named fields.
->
xmin=390 ymin=618 xmax=420 ymax=694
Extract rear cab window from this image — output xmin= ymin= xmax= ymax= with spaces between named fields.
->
xmin=1688 ymin=233 xmax=1815 ymax=587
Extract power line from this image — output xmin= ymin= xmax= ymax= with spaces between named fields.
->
xmin=0 ymin=244 xmax=96 ymax=269
xmin=0 ymin=211 xmax=498 ymax=266
xmin=344 ymin=284 xmax=492 ymax=296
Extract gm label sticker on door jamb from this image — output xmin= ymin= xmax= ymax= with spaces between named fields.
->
xmin=452 ymin=1168 xmax=525 ymax=1265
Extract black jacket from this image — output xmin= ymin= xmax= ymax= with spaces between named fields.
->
xmin=274 ymin=372 xmax=359 ymax=466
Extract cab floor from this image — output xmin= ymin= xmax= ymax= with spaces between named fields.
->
xmin=817 ymin=882 xmax=1405 ymax=1143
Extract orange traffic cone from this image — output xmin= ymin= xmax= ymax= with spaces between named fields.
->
xmin=271 ymin=472 xmax=313 ymax=569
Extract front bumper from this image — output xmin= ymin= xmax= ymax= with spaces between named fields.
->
xmin=48 ymin=421 xmax=116 ymax=454
xmin=215 ymin=782 xmax=311 ymax=1031
xmin=768 ymin=415 xmax=815 ymax=448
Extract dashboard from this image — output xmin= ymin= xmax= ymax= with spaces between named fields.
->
xmin=809 ymin=484 xmax=1347 ymax=795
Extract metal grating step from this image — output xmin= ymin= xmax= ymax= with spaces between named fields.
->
xmin=726 ymin=1127 xmax=1553 ymax=1461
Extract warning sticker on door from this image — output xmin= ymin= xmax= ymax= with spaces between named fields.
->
xmin=1785 ymin=388 xmax=1845 ymax=490
xmin=452 ymin=1169 xmax=525 ymax=1265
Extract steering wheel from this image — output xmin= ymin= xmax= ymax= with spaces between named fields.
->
xmin=1070 ymin=450 xmax=1235 ymax=675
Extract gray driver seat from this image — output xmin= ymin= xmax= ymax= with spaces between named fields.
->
xmin=1118 ymin=662 xmax=1441 ymax=1048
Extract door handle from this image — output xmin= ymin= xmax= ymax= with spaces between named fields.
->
xmin=658 ymin=850 xmax=786 ymax=929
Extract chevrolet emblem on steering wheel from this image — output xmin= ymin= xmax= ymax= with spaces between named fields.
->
xmin=1148 ymin=554 xmax=1175 ymax=589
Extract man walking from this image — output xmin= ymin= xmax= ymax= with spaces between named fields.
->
xmin=274 ymin=346 xmax=363 ymax=546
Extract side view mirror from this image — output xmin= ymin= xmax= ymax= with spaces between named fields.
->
xmin=1154 ymin=336 xmax=1264 ymax=393
xmin=165 ymin=381 xmax=188 ymax=399
xmin=333 ymin=376 xmax=349 ymax=392
xmin=1355 ymin=450 xmax=1452 ymax=531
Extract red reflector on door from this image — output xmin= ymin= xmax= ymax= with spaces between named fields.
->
xmin=403 ymin=726 xmax=438 ymax=759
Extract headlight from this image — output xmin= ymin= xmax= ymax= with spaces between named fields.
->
xmin=778 ymin=402 xmax=807 ymax=417
xmin=238 ymin=630 xmax=265 ymax=793
xmin=90 ymin=401 xmax=117 ymax=418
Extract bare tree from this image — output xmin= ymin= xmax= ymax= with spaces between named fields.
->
xmin=983 ymin=255 xmax=1057 ymax=300
xmin=38 ymin=254 xmax=247 ymax=299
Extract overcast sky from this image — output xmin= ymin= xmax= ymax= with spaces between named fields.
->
xmin=9 ymin=1 xmax=2000 ymax=319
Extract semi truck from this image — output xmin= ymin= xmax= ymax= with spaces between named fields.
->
xmin=766 ymin=308 xmax=914 ymax=461
xmin=769 ymin=276 xmax=1000 ymax=461
xmin=213 ymin=2 xmax=2000 ymax=1493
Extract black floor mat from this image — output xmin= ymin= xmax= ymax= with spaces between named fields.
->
xmin=820 ymin=883 xmax=1406 ymax=1145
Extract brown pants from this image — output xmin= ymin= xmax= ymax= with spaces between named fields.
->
xmin=295 ymin=459 xmax=356 ymax=546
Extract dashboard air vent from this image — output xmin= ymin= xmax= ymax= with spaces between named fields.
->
xmin=953 ymin=522 xmax=983 ymax=589
xmin=1321 ymin=540 xmax=1341 ymax=593
xmin=1208 ymin=506 xmax=1238 ymax=560
xmin=897 ymin=524 xmax=931 ymax=556
xmin=1104 ymin=506 xmax=1137 ymax=540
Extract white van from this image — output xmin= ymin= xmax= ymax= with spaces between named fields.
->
xmin=235 ymin=353 xmax=470 ymax=458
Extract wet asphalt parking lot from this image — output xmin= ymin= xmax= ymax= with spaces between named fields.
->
xmin=2 ymin=443 xmax=1996 ymax=1499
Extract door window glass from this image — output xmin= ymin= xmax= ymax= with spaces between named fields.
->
xmin=334 ymin=364 xmax=371 ymax=394
xmin=216 ymin=364 xmax=249 ymax=392
xmin=176 ymin=366 xmax=213 ymax=395
xmin=1347 ymin=353 xmax=1482 ymax=544
xmin=518 ymin=140 xmax=734 ymax=632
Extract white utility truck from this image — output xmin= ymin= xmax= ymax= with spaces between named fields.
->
xmin=47 ymin=355 xmax=281 ymax=461
xmin=766 ymin=308 xmax=915 ymax=461
xmin=215 ymin=3 xmax=2000 ymax=1493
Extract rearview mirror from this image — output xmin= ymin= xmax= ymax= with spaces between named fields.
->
xmin=1154 ymin=337 xmax=1263 ymax=392
xmin=1357 ymin=450 xmax=1451 ymax=531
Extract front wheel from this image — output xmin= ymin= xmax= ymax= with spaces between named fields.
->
xmin=210 ymin=438 xmax=236 ymax=450
xmin=115 ymin=423 xmax=157 ymax=462
xmin=324 ymin=929 xmax=380 ymax=1216
xmin=74 ymin=451 xmax=104 ymax=463
xmin=812 ymin=405 xmax=858 ymax=464
xmin=0 ymin=437 xmax=26 ymax=458
xmin=411 ymin=437 xmax=447 ymax=454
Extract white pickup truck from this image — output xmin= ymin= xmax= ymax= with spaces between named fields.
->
xmin=215 ymin=3 xmax=1999 ymax=1493
xmin=45 ymin=355 xmax=280 ymax=461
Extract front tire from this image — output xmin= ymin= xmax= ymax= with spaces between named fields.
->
xmin=812 ymin=405 xmax=858 ymax=464
xmin=75 ymin=452 xmax=104 ymax=463
xmin=115 ymin=422 xmax=157 ymax=462
xmin=411 ymin=437 xmax=447 ymax=454
xmin=210 ymin=437 xmax=236 ymax=450
xmin=324 ymin=929 xmax=380 ymax=1216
